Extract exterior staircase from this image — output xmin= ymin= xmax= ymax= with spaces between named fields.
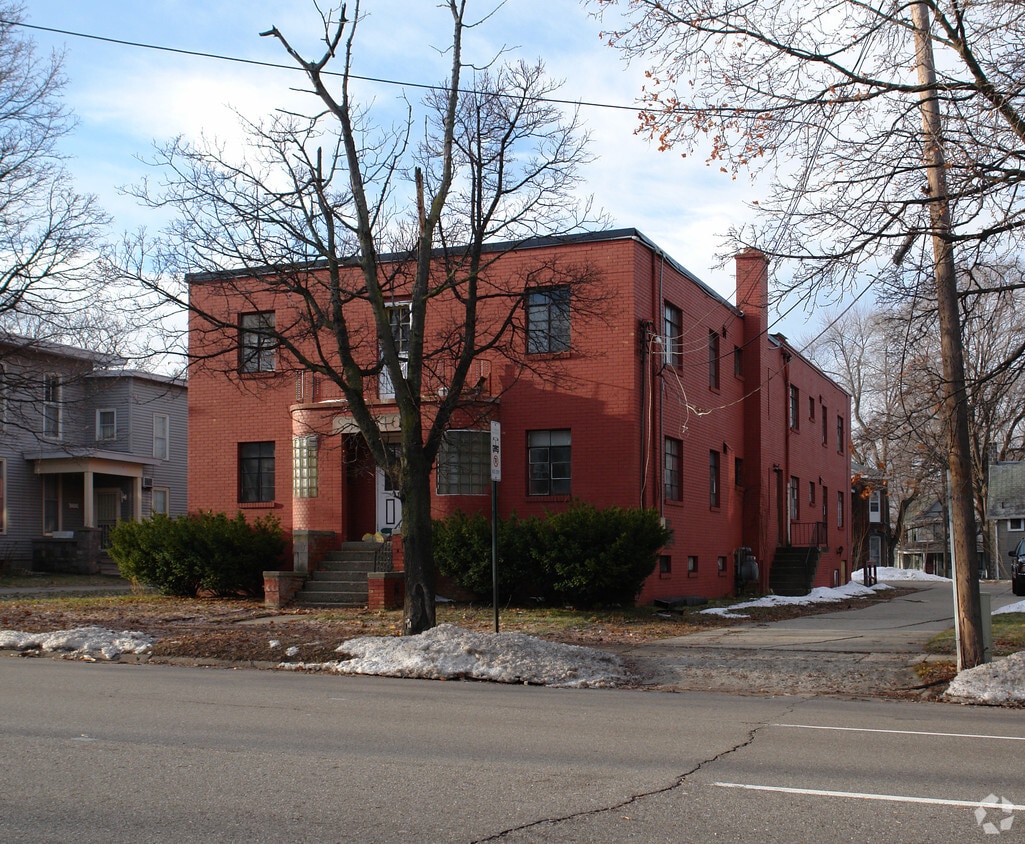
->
xmin=769 ymin=545 xmax=822 ymax=597
xmin=294 ymin=541 xmax=392 ymax=608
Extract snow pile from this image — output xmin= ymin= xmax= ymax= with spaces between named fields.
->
xmin=700 ymin=580 xmax=891 ymax=619
xmin=280 ymin=623 xmax=632 ymax=688
xmin=944 ymin=652 xmax=1025 ymax=706
xmin=0 ymin=626 xmax=154 ymax=660
xmin=852 ymin=566 xmax=951 ymax=583
xmin=994 ymin=600 xmax=1025 ymax=616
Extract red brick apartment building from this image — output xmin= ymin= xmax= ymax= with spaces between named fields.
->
xmin=187 ymin=228 xmax=852 ymax=603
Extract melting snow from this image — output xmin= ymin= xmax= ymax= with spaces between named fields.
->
xmin=699 ymin=579 xmax=892 ymax=619
xmin=0 ymin=626 xmax=153 ymax=660
xmin=281 ymin=623 xmax=631 ymax=688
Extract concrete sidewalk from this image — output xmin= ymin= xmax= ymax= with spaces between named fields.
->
xmin=623 ymin=581 xmax=1013 ymax=697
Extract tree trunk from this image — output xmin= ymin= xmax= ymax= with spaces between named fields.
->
xmin=912 ymin=3 xmax=985 ymax=669
xmin=401 ymin=448 xmax=437 ymax=635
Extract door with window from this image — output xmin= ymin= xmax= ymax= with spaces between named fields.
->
xmin=96 ymin=489 xmax=120 ymax=549
xmin=375 ymin=465 xmax=402 ymax=534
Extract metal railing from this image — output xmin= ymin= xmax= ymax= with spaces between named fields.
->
xmin=789 ymin=520 xmax=827 ymax=548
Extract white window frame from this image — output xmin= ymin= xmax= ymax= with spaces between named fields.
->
xmin=151 ymin=487 xmax=170 ymax=516
xmin=869 ymin=490 xmax=882 ymax=523
xmin=1008 ymin=518 xmax=1025 ymax=532
xmin=379 ymin=302 xmax=411 ymax=399
xmin=153 ymin=413 xmax=170 ymax=461
xmin=96 ymin=408 xmax=117 ymax=442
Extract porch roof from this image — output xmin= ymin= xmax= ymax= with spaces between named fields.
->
xmin=23 ymin=448 xmax=155 ymax=478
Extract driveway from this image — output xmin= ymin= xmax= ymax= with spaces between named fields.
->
xmin=623 ymin=581 xmax=1015 ymax=698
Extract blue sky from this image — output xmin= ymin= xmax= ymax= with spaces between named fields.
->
xmin=25 ymin=1 xmax=789 ymax=325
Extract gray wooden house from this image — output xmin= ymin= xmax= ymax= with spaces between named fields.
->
xmin=0 ymin=335 xmax=187 ymax=573
xmin=987 ymin=460 xmax=1025 ymax=580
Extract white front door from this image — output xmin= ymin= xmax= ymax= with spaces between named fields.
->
xmin=375 ymin=466 xmax=402 ymax=534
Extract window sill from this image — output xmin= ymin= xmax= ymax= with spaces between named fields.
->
xmin=239 ymin=501 xmax=276 ymax=509
xmin=527 ymin=495 xmax=572 ymax=503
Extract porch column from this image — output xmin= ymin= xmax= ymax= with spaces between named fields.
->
xmin=133 ymin=476 xmax=142 ymax=520
xmin=83 ymin=469 xmax=95 ymax=528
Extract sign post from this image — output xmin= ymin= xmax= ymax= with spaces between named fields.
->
xmin=490 ymin=421 xmax=501 ymax=633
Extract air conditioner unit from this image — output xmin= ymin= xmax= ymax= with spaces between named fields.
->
xmin=142 ymin=477 xmax=153 ymax=490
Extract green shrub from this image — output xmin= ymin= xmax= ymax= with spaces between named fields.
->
xmin=108 ymin=511 xmax=285 ymax=598
xmin=434 ymin=502 xmax=672 ymax=608
xmin=433 ymin=510 xmax=545 ymax=603
xmin=539 ymin=503 xmax=672 ymax=608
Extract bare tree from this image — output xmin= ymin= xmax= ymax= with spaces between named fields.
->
xmin=126 ymin=1 xmax=605 ymax=634
xmin=0 ymin=4 xmax=109 ymax=336
xmin=590 ymin=0 xmax=1025 ymax=667
xmin=806 ymin=270 xmax=1025 ymax=575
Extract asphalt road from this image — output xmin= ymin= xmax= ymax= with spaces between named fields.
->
xmin=2 ymin=657 xmax=1022 ymax=843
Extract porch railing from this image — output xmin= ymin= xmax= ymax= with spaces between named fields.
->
xmin=789 ymin=520 xmax=827 ymax=548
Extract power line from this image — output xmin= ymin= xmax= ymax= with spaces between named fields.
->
xmin=6 ymin=18 xmax=686 ymax=117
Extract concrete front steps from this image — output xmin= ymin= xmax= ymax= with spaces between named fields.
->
xmin=294 ymin=541 xmax=392 ymax=608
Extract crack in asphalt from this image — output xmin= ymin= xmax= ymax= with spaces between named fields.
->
xmin=471 ymin=702 xmax=799 ymax=842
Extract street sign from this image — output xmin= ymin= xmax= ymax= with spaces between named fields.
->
xmin=490 ymin=420 xmax=501 ymax=482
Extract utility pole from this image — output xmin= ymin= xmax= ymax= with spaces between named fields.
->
xmin=911 ymin=2 xmax=985 ymax=669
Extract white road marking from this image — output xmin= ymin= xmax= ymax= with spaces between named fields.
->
xmin=771 ymin=723 xmax=1025 ymax=742
xmin=713 ymin=782 xmax=1025 ymax=810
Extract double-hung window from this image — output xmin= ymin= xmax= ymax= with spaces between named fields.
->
xmin=239 ymin=442 xmax=275 ymax=503
xmin=708 ymin=330 xmax=720 ymax=389
xmin=528 ymin=430 xmax=571 ymax=496
xmin=96 ymin=409 xmax=116 ymax=442
xmin=153 ymin=414 xmax=170 ymax=460
xmin=42 ymin=374 xmax=61 ymax=438
xmin=663 ymin=303 xmax=682 ymax=367
xmin=526 ymin=287 xmax=570 ymax=354
xmin=380 ymin=303 xmax=411 ymax=399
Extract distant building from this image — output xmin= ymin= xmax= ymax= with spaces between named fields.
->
xmin=852 ymin=466 xmax=891 ymax=580
xmin=0 ymin=335 xmax=187 ymax=573
xmin=187 ymin=229 xmax=852 ymax=603
xmin=987 ymin=460 xmax=1025 ymax=580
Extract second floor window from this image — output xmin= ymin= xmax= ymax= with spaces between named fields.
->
xmin=96 ymin=409 xmax=116 ymax=441
xmin=153 ymin=414 xmax=170 ymax=460
xmin=789 ymin=385 xmax=800 ymax=430
xmin=527 ymin=287 xmax=570 ymax=354
xmin=708 ymin=330 xmax=720 ymax=389
xmin=240 ymin=312 xmax=276 ymax=373
xmin=42 ymin=374 xmax=61 ymax=438
xmin=664 ymin=302 xmax=682 ymax=367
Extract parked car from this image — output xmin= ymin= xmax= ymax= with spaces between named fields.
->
xmin=1010 ymin=539 xmax=1025 ymax=596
